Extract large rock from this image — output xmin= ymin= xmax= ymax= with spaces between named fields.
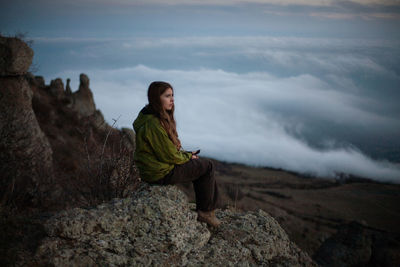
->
xmin=0 ymin=36 xmax=33 ymax=76
xmin=34 ymin=184 xmax=315 ymax=266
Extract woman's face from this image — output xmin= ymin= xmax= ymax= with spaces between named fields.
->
xmin=160 ymin=88 xmax=174 ymax=111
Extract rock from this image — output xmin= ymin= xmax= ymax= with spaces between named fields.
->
xmin=71 ymin=73 xmax=96 ymax=116
xmin=34 ymin=184 xmax=315 ymax=266
xmin=35 ymin=76 xmax=45 ymax=88
xmin=314 ymin=221 xmax=372 ymax=266
xmin=188 ymin=208 xmax=314 ymax=266
xmin=92 ymin=110 xmax=106 ymax=128
xmin=49 ymin=78 xmax=64 ymax=99
xmin=0 ymin=75 xmax=54 ymax=206
xmin=121 ymin=127 xmax=135 ymax=150
xmin=314 ymin=221 xmax=400 ymax=267
xmin=64 ymin=78 xmax=74 ymax=107
xmin=65 ymin=78 xmax=72 ymax=95
xmin=25 ymin=72 xmax=36 ymax=86
xmin=79 ymin=73 xmax=89 ymax=89
xmin=0 ymin=36 xmax=55 ymax=208
xmin=0 ymin=36 xmax=34 ymax=76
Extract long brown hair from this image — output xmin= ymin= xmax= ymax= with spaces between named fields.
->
xmin=147 ymin=81 xmax=181 ymax=150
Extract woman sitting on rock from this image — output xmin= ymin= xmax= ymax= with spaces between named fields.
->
xmin=133 ymin=81 xmax=220 ymax=227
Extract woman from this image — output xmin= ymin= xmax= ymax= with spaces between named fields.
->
xmin=133 ymin=81 xmax=220 ymax=227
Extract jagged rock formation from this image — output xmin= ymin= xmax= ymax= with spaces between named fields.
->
xmin=71 ymin=73 xmax=96 ymax=117
xmin=0 ymin=36 xmax=54 ymax=206
xmin=65 ymin=78 xmax=72 ymax=95
xmin=49 ymin=78 xmax=64 ymax=99
xmin=34 ymin=184 xmax=315 ymax=266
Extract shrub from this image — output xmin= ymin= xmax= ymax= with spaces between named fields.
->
xmin=71 ymin=116 xmax=140 ymax=207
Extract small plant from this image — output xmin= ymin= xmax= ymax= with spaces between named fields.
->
xmin=72 ymin=115 xmax=140 ymax=206
xmin=226 ymin=183 xmax=245 ymax=210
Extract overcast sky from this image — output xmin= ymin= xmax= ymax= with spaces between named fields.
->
xmin=2 ymin=0 xmax=400 ymax=182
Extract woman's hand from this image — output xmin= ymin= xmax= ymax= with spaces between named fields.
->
xmin=191 ymin=152 xmax=199 ymax=159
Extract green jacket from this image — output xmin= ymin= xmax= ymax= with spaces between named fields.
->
xmin=133 ymin=106 xmax=192 ymax=182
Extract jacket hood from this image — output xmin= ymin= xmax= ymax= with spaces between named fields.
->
xmin=133 ymin=105 xmax=157 ymax=132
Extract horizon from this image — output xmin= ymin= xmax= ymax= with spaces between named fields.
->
xmin=2 ymin=0 xmax=400 ymax=182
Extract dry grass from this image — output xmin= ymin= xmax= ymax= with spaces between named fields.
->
xmin=70 ymin=116 xmax=140 ymax=206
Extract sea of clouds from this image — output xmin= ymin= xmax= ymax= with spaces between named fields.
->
xmin=48 ymin=36 xmax=400 ymax=183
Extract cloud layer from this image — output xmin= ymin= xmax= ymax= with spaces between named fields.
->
xmin=57 ymin=63 xmax=400 ymax=183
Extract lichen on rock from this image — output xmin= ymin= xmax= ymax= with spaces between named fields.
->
xmin=35 ymin=184 xmax=315 ymax=266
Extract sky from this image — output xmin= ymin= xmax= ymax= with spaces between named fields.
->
xmin=1 ymin=0 xmax=400 ymax=182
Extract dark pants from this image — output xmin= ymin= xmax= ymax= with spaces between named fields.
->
xmin=154 ymin=158 xmax=219 ymax=212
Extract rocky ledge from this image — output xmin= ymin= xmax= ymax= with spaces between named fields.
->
xmin=34 ymin=184 xmax=315 ymax=266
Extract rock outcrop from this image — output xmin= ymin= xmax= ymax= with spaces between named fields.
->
xmin=65 ymin=78 xmax=72 ymax=95
xmin=35 ymin=76 xmax=45 ymax=88
xmin=0 ymin=36 xmax=54 ymax=207
xmin=71 ymin=73 xmax=96 ymax=117
xmin=0 ymin=36 xmax=33 ymax=76
xmin=34 ymin=184 xmax=315 ymax=266
xmin=49 ymin=78 xmax=64 ymax=99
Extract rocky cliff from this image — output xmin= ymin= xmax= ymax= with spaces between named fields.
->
xmin=34 ymin=184 xmax=315 ymax=266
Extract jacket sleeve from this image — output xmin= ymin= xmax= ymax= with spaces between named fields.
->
xmin=145 ymin=121 xmax=192 ymax=165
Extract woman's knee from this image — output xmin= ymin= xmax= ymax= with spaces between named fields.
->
xmin=200 ymin=158 xmax=214 ymax=175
